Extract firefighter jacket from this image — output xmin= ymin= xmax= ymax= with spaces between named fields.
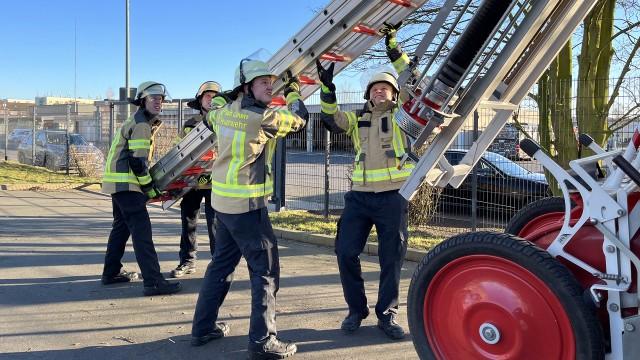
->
xmin=320 ymin=92 xmax=414 ymax=193
xmin=207 ymin=93 xmax=307 ymax=214
xmin=102 ymin=109 xmax=161 ymax=194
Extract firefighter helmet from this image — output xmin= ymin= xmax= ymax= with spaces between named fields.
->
xmin=233 ymin=59 xmax=277 ymax=89
xmin=187 ymin=81 xmax=222 ymax=110
xmin=130 ymin=81 xmax=170 ymax=105
xmin=363 ymin=72 xmax=399 ymax=100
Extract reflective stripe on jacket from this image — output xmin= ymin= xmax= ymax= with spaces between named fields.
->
xmin=101 ymin=109 xmax=161 ymax=194
xmin=207 ymin=93 xmax=306 ymax=214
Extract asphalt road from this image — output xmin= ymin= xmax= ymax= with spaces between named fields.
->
xmin=0 ymin=190 xmax=420 ymax=360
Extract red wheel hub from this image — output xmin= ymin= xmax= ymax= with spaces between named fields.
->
xmin=424 ymin=255 xmax=575 ymax=359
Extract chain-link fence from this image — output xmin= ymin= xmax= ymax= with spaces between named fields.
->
xmin=2 ymin=77 xmax=640 ymax=237
xmin=280 ymin=78 xmax=640 ymax=237
xmin=0 ymin=100 xmax=197 ymax=178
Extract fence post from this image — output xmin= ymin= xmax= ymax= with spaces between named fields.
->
xmin=272 ymin=138 xmax=287 ymax=212
xmin=324 ymin=128 xmax=330 ymax=219
xmin=65 ymin=105 xmax=71 ymax=175
xmin=177 ymin=99 xmax=183 ymax=134
xmin=31 ymin=106 xmax=36 ymax=166
xmin=471 ymin=110 xmax=479 ymax=231
xmin=108 ymin=102 xmax=115 ymax=147
xmin=3 ymin=102 xmax=7 ymax=161
xmin=306 ymin=116 xmax=313 ymax=153
xmin=96 ymin=104 xmax=102 ymax=144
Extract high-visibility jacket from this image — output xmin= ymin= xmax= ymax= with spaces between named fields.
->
xmin=102 ymin=109 xmax=161 ymax=194
xmin=319 ymin=44 xmax=415 ymax=193
xmin=207 ymin=93 xmax=307 ymax=214
xmin=320 ymin=95 xmax=414 ymax=192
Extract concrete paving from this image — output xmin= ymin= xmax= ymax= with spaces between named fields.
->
xmin=0 ymin=190 xmax=420 ymax=359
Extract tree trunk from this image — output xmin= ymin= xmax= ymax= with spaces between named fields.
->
xmin=538 ymin=41 xmax=573 ymax=195
xmin=576 ymin=0 xmax=615 ymax=148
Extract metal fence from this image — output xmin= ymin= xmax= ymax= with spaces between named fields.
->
xmin=2 ymin=77 xmax=640 ymax=238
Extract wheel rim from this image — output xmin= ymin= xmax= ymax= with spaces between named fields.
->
xmin=424 ymin=255 xmax=575 ymax=360
xmin=518 ymin=212 xmax=564 ymax=239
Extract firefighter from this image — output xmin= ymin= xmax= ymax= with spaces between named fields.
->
xmin=170 ymin=81 xmax=221 ymax=278
xmin=315 ymin=23 xmax=413 ymax=340
xmin=101 ymin=81 xmax=182 ymax=297
xmin=190 ymin=58 xmax=308 ymax=359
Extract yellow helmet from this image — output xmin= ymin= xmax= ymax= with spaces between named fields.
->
xmin=195 ymin=81 xmax=221 ymax=98
xmin=130 ymin=81 xmax=170 ymax=105
xmin=364 ymin=72 xmax=399 ymax=100
xmin=187 ymin=81 xmax=222 ymax=110
xmin=233 ymin=59 xmax=277 ymax=89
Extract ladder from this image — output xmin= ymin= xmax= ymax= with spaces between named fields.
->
xmin=149 ymin=0 xmax=429 ymax=208
xmin=268 ymin=0 xmax=429 ymax=104
xmin=393 ymin=0 xmax=600 ymax=200
xmin=149 ymin=121 xmax=216 ymax=209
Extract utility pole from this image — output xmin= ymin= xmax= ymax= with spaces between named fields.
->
xmin=125 ymin=0 xmax=130 ymax=114
xmin=3 ymin=102 xmax=7 ymax=161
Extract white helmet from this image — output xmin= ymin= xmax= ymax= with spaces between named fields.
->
xmin=130 ymin=81 xmax=170 ymax=105
xmin=364 ymin=72 xmax=400 ymax=100
xmin=233 ymin=59 xmax=277 ymax=89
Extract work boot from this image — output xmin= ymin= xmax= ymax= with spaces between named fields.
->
xmin=340 ymin=310 xmax=369 ymax=333
xmin=101 ymin=270 xmax=139 ymax=285
xmin=170 ymin=262 xmax=196 ymax=278
xmin=191 ymin=322 xmax=230 ymax=346
xmin=248 ymin=336 xmax=297 ymax=359
xmin=377 ymin=318 xmax=405 ymax=340
xmin=143 ymin=279 xmax=182 ymax=296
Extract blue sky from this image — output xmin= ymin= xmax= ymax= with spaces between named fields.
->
xmin=0 ymin=0 xmax=333 ymax=100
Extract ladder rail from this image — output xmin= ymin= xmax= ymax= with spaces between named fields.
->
xmin=450 ymin=0 xmax=600 ymax=188
xmin=398 ymin=0 xmax=600 ymax=199
xmin=447 ymin=0 xmax=531 ymax=113
xmin=268 ymin=0 xmax=429 ymax=100
xmin=441 ymin=0 xmax=524 ymax=113
xmin=397 ymin=0 xmax=462 ymax=92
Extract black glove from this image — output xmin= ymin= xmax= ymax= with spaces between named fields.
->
xmin=283 ymin=76 xmax=301 ymax=97
xmin=381 ymin=21 xmax=403 ymax=50
xmin=141 ymin=181 xmax=163 ymax=199
xmin=316 ymin=59 xmax=336 ymax=92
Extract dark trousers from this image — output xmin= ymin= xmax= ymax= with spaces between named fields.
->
xmin=103 ymin=191 xmax=164 ymax=286
xmin=179 ymin=188 xmax=215 ymax=264
xmin=192 ymin=207 xmax=280 ymax=342
xmin=335 ymin=190 xmax=408 ymax=322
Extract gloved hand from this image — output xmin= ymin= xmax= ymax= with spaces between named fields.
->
xmin=141 ymin=181 xmax=163 ymax=199
xmin=381 ymin=21 xmax=403 ymax=50
xmin=197 ymin=174 xmax=212 ymax=186
xmin=283 ymin=76 xmax=301 ymax=97
xmin=316 ymin=59 xmax=336 ymax=92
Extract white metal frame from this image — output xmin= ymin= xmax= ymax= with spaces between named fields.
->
xmin=527 ymin=138 xmax=640 ymax=359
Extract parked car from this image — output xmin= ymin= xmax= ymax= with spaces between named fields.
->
xmin=7 ymin=128 xmax=32 ymax=149
xmin=439 ymin=149 xmax=550 ymax=214
xmin=17 ymin=130 xmax=105 ymax=172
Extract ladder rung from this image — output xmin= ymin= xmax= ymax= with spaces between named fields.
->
xmin=352 ymin=24 xmax=377 ymax=36
xmin=387 ymin=0 xmax=416 ymax=8
xmin=183 ymin=166 xmax=205 ymax=176
xmin=166 ymin=180 xmax=188 ymax=191
xmin=299 ymin=75 xmax=317 ymax=85
xmin=320 ymin=52 xmax=350 ymax=62
xmin=270 ymin=96 xmax=287 ymax=107
xmin=201 ymin=150 xmax=216 ymax=161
